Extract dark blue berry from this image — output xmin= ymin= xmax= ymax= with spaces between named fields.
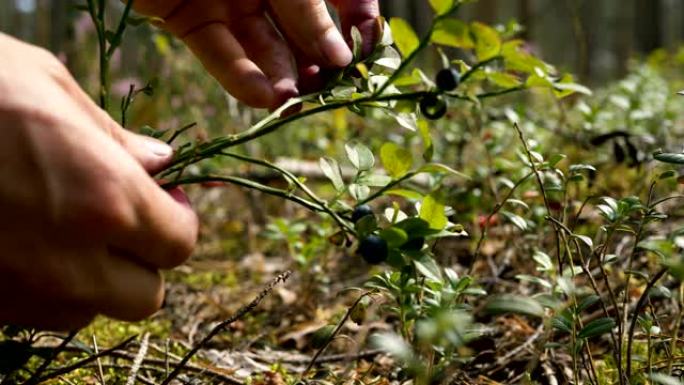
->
xmin=357 ymin=235 xmax=389 ymax=264
xmin=436 ymin=68 xmax=461 ymax=91
xmin=420 ymin=94 xmax=447 ymax=120
xmin=351 ymin=204 xmax=374 ymax=223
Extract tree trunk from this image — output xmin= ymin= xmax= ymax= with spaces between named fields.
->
xmin=634 ymin=0 xmax=662 ymax=53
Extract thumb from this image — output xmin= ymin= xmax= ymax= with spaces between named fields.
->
xmin=114 ymin=130 xmax=174 ymax=175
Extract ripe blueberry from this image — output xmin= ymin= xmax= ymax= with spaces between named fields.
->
xmin=436 ymin=68 xmax=461 ymax=92
xmin=351 ymin=204 xmax=374 ymax=223
xmin=357 ymin=235 xmax=389 ymax=264
xmin=419 ymin=94 xmax=447 ymax=120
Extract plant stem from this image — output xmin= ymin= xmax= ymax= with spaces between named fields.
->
xmin=23 ymin=331 xmax=78 ymax=385
xmin=374 ymin=5 xmax=460 ymax=97
xmin=161 ymin=86 xmax=525 ymax=177
xmin=513 ymin=123 xmax=564 ymax=276
xmin=31 ymin=335 xmax=137 ymax=384
xmin=164 ymin=175 xmax=327 ymax=216
xmin=217 ymin=152 xmax=355 ymax=235
xmin=625 ymin=268 xmax=668 ymax=380
xmin=301 ymin=291 xmax=376 ymax=377
xmin=467 ymin=171 xmax=534 ymax=275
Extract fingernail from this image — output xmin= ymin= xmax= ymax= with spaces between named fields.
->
xmin=320 ymin=29 xmax=353 ymax=67
xmin=143 ymin=137 xmax=173 ymax=158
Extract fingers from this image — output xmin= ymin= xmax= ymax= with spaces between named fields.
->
xmin=98 ymin=250 xmax=165 ymax=321
xmin=0 ymin=251 xmax=165 ymax=328
xmin=109 ymin=177 xmax=198 ymax=270
xmin=53 ymin=64 xmax=176 ymax=174
xmin=268 ymin=0 xmax=352 ymax=68
xmin=113 ymin=131 xmax=174 ymax=175
xmin=183 ymin=22 xmax=278 ymax=108
xmin=48 ymin=38 xmax=198 ymax=273
xmin=231 ymin=15 xmax=299 ymax=109
xmin=0 ymin=301 xmax=96 ymax=331
xmin=329 ymin=0 xmax=382 ymax=56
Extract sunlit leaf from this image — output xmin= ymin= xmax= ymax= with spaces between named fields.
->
xmin=485 ymin=295 xmax=545 ymax=318
xmin=389 ymin=18 xmax=419 ymax=58
xmin=381 ymin=143 xmax=413 ymax=178
xmin=428 ymin=0 xmax=454 ymax=15
xmin=420 ymin=194 xmax=448 ymax=230
xmin=345 ymin=141 xmax=375 ymax=171
xmin=470 ymin=22 xmax=501 ymax=61
xmin=319 ymin=157 xmax=345 ymax=191
xmin=431 ymin=19 xmax=474 ymax=49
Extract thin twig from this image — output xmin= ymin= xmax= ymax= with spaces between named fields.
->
xmin=23 ymin=330 xmax=78 ymax=385
xmin=161 ymin=271 xmax=292 ymax=385
xmin=467 ymin=171 xmax=534 ymax=275
xmin=301 ymin=291 xmax=377 ymax=377
xmin=33 ymin=335 xmax=137 ymax=384
xmin=626 ymin=268 xmax=668 ymax=379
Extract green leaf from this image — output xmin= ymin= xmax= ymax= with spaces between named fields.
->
xmin=358 ymin=174 xmax=392 ymax=187
xmin=650 ymin=373 xmax=684 ymax=385
xmin=418 ymin=121 xmax=434 ymax=162
xmin=349 ymin=184 xmax=370 ymax=201
xmin=429 ymin=0 xmax=454 ymax=15
xmin=418 ymin=163 xmax=469 ymax=179
xmin=487 ymin=72 xmax=522 ymax=88
xmin=389 ymin=18 xmax=419 ymax=57
xmin=319 ymin=157 xmax=345 ymax=192
xmin=380 ymin=227 xmax=409 ymax=248
xmin=431 ymin=19 xmax=474 ymax=49
xmin=371 ymin=332 xmax=414 ymax=363
xmin=574 ymin=234 xmax=594 ymax=249
xmin=576 ymin=295 xmax=600 ymax=314
xmin=552 ymin=74 xmax=592 ymax=98
xmin=420 ymin=194 xmax=448 ymax=230
xmin=516 ymin=274 xmax=552 ymax=288
xmin=500 ymin=211 xmax=528 ymax=231
xmin=350 ymin=26 xmax=363 ymax=59
xmin=532 ymin=250 xmax=553 ymax=271
xmin=345 ymin=141 xmax=375 ymax=171
xmin=413 ymin=254 xmax=443 ymax=281
xmin=385 ymin=189 xmax=424 ymax=200
xmin=394 ymin=218 xmax=439 ymax=238
xmin=502 ymin=40 xmax=551 ymax=75
xmin=310 ymin=325 xmax=336 ymax=349
xmin=578 ymin=317 xmax=615 ymax=339
xmin=381 ymin=143 xmax=413 ymax=179
xmin=654 ymin=152 xmax=684 ymax=165
xmin=551 ymin=315 xmax=572 ymax=334
xmin=470 ymin=22 xmax=501 ymax=61
xmin=355 ymin=214 xmax=378 ymax=238
xmin=485 ymin=295 xmax=545 ymax=318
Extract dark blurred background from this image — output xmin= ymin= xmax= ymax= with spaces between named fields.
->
xmin=1 ymin=0 xmax=682 ymax=85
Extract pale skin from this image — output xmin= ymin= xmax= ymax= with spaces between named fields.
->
xmin=0 ymin=0 xmax=379 ymax=330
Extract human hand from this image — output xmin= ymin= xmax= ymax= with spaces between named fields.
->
xmin=132 ymin=0 xmax=381 ymax=109
xmin=0 ymin=33 xmax=198 ymax=330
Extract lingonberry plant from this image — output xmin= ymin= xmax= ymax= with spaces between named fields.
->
xmin=3 ymin=0 xmax=684 ymax=384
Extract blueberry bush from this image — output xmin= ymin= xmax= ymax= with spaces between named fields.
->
xmin=2 ymin=0 xmax=684 ymax=384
